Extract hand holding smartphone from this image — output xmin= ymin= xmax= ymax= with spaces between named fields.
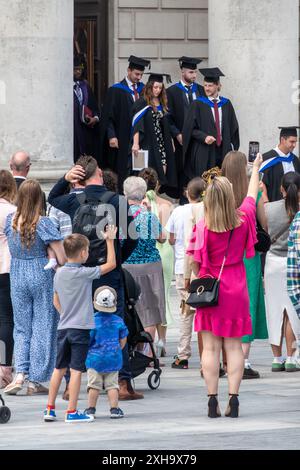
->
xmin=249 ymin=141 xmax=260 ymax=163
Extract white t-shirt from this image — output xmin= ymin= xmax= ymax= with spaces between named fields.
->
xmin=165 ymin=203 xmax=204 ymax=275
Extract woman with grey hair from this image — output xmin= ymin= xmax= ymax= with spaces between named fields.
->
xmin=123 ymin=176 xmax=166 ymax=351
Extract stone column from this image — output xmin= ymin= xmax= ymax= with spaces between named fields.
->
xmin=0 ymin=0 xmax=73 ymax=190
xmin=208 ymin=0 xmax=299 ymax=154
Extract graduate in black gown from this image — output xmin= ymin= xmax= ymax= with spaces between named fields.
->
xmin=182 ymin=67 xmax=239 ymax=182
xmin=166 ymin=57 xmax=205 ymax=200
xmin=131 ymin=73 xmax=177 ymax=194
xmin=260 ymin=126 xmax=300 ymax=202
xmin=73 ymin=55 xmax=101 ymax=163
xmin=99 ymin=56 xmax=151 ymax=192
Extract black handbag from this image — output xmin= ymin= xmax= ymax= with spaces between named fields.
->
xmin=255 ymin=220 xmax=271 ymax=253
xmin=186 ymin=230 xmax=234 ymax=308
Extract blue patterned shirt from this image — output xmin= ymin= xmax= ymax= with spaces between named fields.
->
xmin=86 ymin=312 xmax=128 ymax=373
xmin=124 ymin=204 xmax=162 ymax=264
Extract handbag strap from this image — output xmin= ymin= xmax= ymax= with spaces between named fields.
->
xmin=271 ymin=223 xmax=289 ymax=244
xmin=217 ymin=230 xmax=234 ymax=282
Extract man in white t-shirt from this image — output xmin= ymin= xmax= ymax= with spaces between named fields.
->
xmin=165 ymin=178 xmax=205 ymax=369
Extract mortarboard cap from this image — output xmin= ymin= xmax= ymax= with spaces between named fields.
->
xmin=199 ymin=67 xmax=225 ymax=84
xmin=178 ymin=56 xmax=202 ymax=70
xmin=145 ymin=73 xmax=172 ymax=84
xmin=279 ymin=126 xmax=300 ymax=138
xmin=74 ymin=54 xmax=86 ymax=68
xmin=128 ymin=56 xmax=151 ymax=71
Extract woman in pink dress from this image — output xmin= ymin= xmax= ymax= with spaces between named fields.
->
xmin=186 ymin=154 xmax=262 ymax=418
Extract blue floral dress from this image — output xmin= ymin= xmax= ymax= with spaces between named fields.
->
xmin=5 ymin=215 xmax=62 ymax=382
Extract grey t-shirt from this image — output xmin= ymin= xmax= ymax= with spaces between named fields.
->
xmin=54 ymin=263 xmax=101 ymax=330
xmin=265 ymin=199 xmax=290 ymax=257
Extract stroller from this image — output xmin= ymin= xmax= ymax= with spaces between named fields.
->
xmin=122 ymin=268 xmax=162 ymax=390
xmin=0 ymin=395 xmax=11 ymax=424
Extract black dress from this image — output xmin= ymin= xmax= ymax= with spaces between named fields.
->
xmin=132 ymin=98 xmax=177 ymax=194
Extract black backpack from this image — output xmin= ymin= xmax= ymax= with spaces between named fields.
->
xmin=72 ymin=191 xmax=116 ymax=267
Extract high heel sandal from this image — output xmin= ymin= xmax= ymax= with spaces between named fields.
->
xmin=225 ymin=394 xmax=239 ymax=418
xmin=207 ymin=394 xmax=221 ymax=418
xmin=156 ymin=340 xmax=166 ymax=358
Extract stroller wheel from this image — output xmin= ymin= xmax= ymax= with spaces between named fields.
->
xmin=0 ymin=406 xmax=11 ymax=424
xmin=148 ymin=371 xmax=161 ymax=390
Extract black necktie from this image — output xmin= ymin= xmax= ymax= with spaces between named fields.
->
xmin=187 ymin=85 xmax=194 ymax=104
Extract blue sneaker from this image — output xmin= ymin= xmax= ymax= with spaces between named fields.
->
xmin=110 ymin=407 xmax=124 ymax=419
xmin=43 ymin=408 xmax=57 ymax=422
xmin=65 ymin=410 xmax=94 ymax=423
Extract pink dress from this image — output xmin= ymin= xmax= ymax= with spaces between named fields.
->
xmin=187 ymin=197 xmax=257 ymax=338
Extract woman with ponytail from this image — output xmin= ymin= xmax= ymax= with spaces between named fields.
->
xmin=265 ymin=172 xmax=300 ymax=372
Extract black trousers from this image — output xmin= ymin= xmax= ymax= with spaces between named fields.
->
xmin=0 ymin=273 xmax=14 ymax=366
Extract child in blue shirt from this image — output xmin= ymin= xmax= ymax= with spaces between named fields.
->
xmin=84 ymin=286 xmax=128 ymax=419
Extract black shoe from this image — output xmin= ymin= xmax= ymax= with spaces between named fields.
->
xmin=84 ymin=407 xmax=96 ymax=418
xmin=171 ymin=358 xmax=188 ymax=369
xmin=243 ymin=367 xmax=260 ymax=379
xmin=207 ymin=394 xmax=221 ymax=418
xmin=219 ymin=367 xmax=226 ymax=378
xmin=225 ymin=394 xmax=239 ymax=418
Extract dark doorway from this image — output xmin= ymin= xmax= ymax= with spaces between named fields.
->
xmin=74 ymin=0 xmax=108 ymax=105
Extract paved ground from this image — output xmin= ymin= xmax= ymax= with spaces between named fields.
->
xmin=1 ymin=284 xmax=300 ymax=450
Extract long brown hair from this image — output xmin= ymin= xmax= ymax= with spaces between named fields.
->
xmin=221 ymin=151 xmax=248 ymax=208
xmin=142 ymin=81 xmax=168 ymax=112
xmin=12 ymin=179 xmax=43 ymax=248
xmin=0 ymin=170 xmax=17 ymax=204
xmin=204 ymin=177 xmax=242 ymax=232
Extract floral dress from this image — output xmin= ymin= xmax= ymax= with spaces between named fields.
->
xmin=5 ymin=215 xmax=62 ymax=382
xmin=152 ymin=108 xmax=167 ymax=166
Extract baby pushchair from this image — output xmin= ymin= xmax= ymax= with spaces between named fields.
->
xmin=122 ymin=268 xmax=162 ymax=390
xmin=0 ymin=395 xmax=11 ymax=423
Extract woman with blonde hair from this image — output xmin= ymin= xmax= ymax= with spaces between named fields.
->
xmin=131 ymin=73 xmax=177 ymax=194
xmin=187 ymin=154 xmax=262 ymax=418
xmin=4 ymin=180 xmax=66 ymax=395
xmin=222 ymin=151 xmax=268 ymax=379
xmin=0 ymin=171 xmax=17 ymax=388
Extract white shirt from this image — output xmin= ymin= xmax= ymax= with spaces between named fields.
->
xmin=181 ymin=80 xmax=197 ymax=103
xmin=126 ymin=77 xmax=139 ymax=101
xmin=208 ymin=94 xmax=222 ymax=130
xmin=165 ymin=203 xmax=205 ymax=274
xmin=274 ymin=146 xmax=295 ymax=174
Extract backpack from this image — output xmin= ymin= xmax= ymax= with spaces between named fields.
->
xmin=72 ymin=191 xmax=116 ymax=267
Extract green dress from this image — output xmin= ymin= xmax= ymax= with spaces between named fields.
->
xmin=147 ymin=190 xmax=174 ymax=326
xmin=242 ymin=192 xmax=268 ymax=343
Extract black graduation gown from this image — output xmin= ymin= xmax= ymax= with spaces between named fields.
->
xmin=99 ymin=79 xmax=142 ymax=192
xmin=182 ymin=97 xmax=239 ymax=180
xmin=166 ymin=82 xmax=205 ymax=198
xmin=74 ymin=81 xmax=101 ymax=163
xmin=262 ymin=149 xmax=300 ymax=202
xmin=132 ymin=97 xmax=177 ymax=193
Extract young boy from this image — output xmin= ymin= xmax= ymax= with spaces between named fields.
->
xmin=84 ymin=286 xmax=128 ymax=419
xmin=43 ymin=226 xmax=117 ymax=423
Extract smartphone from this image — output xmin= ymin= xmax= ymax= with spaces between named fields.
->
xmin=248 ymin=141 xmax=260 ymax=163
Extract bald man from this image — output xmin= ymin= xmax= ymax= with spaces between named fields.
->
xmin=10 ymin=151 xmax=31 ymax=189
xmin=9 ymin=151 xmax=47 ymax=212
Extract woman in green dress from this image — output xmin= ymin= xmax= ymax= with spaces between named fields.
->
xmin=222 ymin=151 xmax=268 ymax=378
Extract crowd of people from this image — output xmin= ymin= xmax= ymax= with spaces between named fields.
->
xmin=1 ymin=53 xmax=300 ymax=422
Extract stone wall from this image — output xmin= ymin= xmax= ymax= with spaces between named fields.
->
xmin=109 ymin=0 xmax=209 ymax=84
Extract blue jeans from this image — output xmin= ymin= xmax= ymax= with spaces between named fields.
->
xmin=93 ymin=268 xmax=131 ymax=381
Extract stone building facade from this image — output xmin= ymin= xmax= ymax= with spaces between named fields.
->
xmin=0 ymin=0 xmax=298 ymax=187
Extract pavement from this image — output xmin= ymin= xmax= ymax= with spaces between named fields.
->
xmin=1 ymin=283 xmax=300 ymax=450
